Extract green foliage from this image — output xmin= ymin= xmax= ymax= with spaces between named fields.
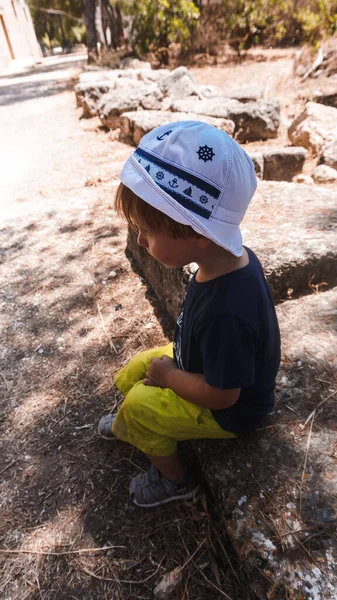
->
xmin=296 ymin=1 xmax=337 ymax=43
xmin=196 ymin=0 xmax=337 ymax=52
xmin=28 ymin=0 xmax=337 ymax=56
xmin=27 ymin=0 xmax=85 ymax=50
xmin=126 ymin=0 xmax=200 ymax=53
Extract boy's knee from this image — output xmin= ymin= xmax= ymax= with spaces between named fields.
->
xmin=115 ymin=345 xmax=174 ymax=395
xmin=114 ymin=356 xmax=145 ymax=394
xmin=119 ymin=382 xmax=147 ymax=419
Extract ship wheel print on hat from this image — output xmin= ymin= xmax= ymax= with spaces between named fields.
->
xmin=197 ymin=145 xmax=215 ymax=162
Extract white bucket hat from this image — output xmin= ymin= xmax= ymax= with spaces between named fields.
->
xmin=120 ymin=120 xmax=257 ymax=256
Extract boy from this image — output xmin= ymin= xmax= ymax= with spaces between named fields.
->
xmin=98 ymin=121 xmax=281 ymax=508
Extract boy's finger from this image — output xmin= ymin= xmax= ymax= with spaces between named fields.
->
xmin=143 ymin=377 xmax=157 ymax=386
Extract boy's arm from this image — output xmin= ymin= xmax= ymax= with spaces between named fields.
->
xmin=144 ymin=355 xmax=240 ymax=410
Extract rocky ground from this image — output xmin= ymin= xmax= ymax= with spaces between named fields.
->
xmin=0 ymin=50 xmax=336 ymax=599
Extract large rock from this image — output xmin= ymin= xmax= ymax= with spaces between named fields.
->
xmin=229 ymin=100 xmax=280 ymax=142
xmin=159 ymin=66 xmax=198 ymax=100
xmin=120 ymin=57 xmax=152 ymax=70
xmin=313 ymin=164 xmax=337 ymax=183
xmin=77 ymin=70 xmax=120 ymax=84
xmin=172 ymin=97 xmax=280 ymax=142
xmin=293 ymin=174 xmax=314 ymax=185
xmin=138 ymin=69 xmax=170 ymax=84
xmin=249 ymin=152 xmax=264 ymax=179
xmin=119 ymin=110 xmax=235 ymax=145
xmin=288 ymin=102 xmax=337 ymax=155
xmin=198 ymin=83 xmax=264 ymax=102
xmin=75 ymin=70 xmax=154 ymax=117
xmin=127 ymin=181 xmax=337 ymax=319
xmin=75 ymin=69 xmax=173 ymax=118
xmin=171 ymin=97 xmax=239 ymax=120
xmin=98 ymin=85 xmax=164 ymax=129
xmin=200 ymin=288 xmax=337 ymax=599
xmin=320 ymin=138 xmax=337 ymax=171
xmin=75 ymin=81 xmax=117 ymax=117
xmin=78 ymin=68 xmax=140 ymax=85
xmin=248 ymin=147 xmax=308 ymax=181
xmin=314 ymin=86 xmax=337 ymax=108
xmin=262 ymin=146 xmax=308 ymax=181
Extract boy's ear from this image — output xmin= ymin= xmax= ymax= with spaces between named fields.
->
xmin=195 ymin=235 xmax=212 ymax=248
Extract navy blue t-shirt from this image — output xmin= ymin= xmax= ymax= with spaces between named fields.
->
xmin=173 ymin=247 xmax=281 ymax=434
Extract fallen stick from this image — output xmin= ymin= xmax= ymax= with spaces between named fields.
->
xmin=0 ymin=544 xmax=125 ymax=556
xmin=75 ymin=554 xmax=165 ymax=584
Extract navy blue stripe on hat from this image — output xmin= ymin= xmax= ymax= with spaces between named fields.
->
xmin=135 ymin=147 xmax=220 ymax=199
xmin=158 ymin=184 xmax=211 ymax=219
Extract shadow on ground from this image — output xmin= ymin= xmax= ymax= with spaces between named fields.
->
xmin=0 ymin=77 xmax=79 ymax=107
xmin=1 ymin=209 xmax=337 ymax=599
xmin=0 ymin=58 xmax=87 ymax=83
xmin=0 ymin=208 xmax=257 ymax=599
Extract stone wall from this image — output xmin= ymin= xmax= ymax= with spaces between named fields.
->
xmin=75 ymin=63 xmax=337 ymax=183
xmin=0 ymin=0 xmax=41 ymax=72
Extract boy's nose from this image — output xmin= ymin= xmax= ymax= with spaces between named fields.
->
xmin=137 ymin=231 xmax=148 ymax=248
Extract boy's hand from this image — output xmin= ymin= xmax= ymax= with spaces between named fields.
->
xmin=143 ymin=356 xmax=240 ymax=409
xmin=143 ymin=355 xmax=177 ymax=388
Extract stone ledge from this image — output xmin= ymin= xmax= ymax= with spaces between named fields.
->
xmin=199 ymin=82 xmax=264 ymax=102
xmin=118 ymin=114 xmax=303 ymax=182
xmin=262 ymin=146 xmax=308 ymax=181
xmin=117 ymin=115 xmax=306 ymax=184
xmin=249 ymin=147 xmax=308 ymax=181
xmin=127 ymin=181 xmax=337 ymax=319
xmin=75 ymin=81 xmax=117 ymax=117
xmin=196 ymin=288 xmax=337 ymax=599
xmin=125 ymin=179 xmax=337 ymax=598
xmin=314 ymin=88 xmax=337 ymax=109
xmin=98 ymin=85 xmax=164 ymax=129
xmin=119 ymin=110 xmax=235 ymax=145
xmin=171 ymin=97 xmax=280 ymax=142
xmin=288 ymin=102 xmax=337 ymax=156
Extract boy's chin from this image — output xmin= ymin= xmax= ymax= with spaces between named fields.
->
xmin=146 ymin=250 xmax=191 ymax=269
xmin=162 ymin=260 xmax=189 ymax=269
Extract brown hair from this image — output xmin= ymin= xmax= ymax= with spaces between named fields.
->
xmin=115 ymin=182 xmax=198 ymax=239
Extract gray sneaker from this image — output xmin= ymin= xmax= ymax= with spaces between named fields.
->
xmin=129 ymin=464 xmax=199 ymax=508
xmin=97 ymin=413 xmax=117 ymax=440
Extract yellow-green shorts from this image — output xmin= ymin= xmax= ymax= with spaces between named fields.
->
xmin=112 ymin=343 xmax=236 ymax=456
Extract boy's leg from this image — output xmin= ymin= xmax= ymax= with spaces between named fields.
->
xmin=147 ymin=451 xmax=185 ymax=481
xmin=98 ymin=343 xmax=173 ymax=439
xmin=114 ymin=343 xmax=173 ymax=396
xmin=112 ymin=380 xmax=236 ymax=507
xmin=112 ymin=379 xmax=235 ymax=454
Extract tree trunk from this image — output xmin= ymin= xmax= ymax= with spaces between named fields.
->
xmin=105 ymin=0 xmax=123 ymax=49
xmin=83 ymin=0 xmax=123 ymax=59
xmin=83 ymin=0 xmax=97 ymax=60
xmin=95 ymin=0 xmax=105 ymax=45
xmin=59 ymin=14 xmax=66 ymax=49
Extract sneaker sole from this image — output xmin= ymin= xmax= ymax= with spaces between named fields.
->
xmin=97 ymin=425 xmax=118 ymax=440
xmin=131 ymin=484 xmax=200 ymax=508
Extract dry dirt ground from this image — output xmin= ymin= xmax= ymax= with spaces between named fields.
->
xmin=0 ymin=56 xmax=255 ymax=600
xmin=0 ymin=51 xmax=333 ymax=599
